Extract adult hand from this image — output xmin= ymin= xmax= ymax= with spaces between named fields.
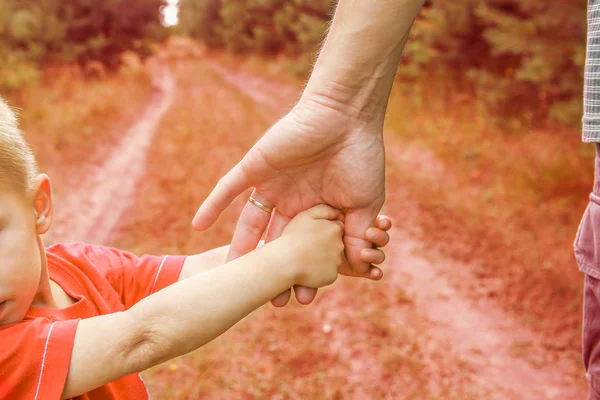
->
xmin=192 ymin=97 xmax=386 ymax=307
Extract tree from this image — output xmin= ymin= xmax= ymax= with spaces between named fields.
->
xmin=178 ymin=0 xmax=333 ymax=54
xmin=0 ymin=0 xmax=167 ymax=90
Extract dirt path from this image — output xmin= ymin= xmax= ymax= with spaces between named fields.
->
xmin=384 ymin=229 xmax=584 ymax=399
xmin=47 ymin=49 xmax=588 ymax=398
xmin=51 ymin=67 xmax=176 ymax=244
xmin=203 ymin=61 xmax=297 ymax=113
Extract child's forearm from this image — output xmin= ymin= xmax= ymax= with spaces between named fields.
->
xmin=177 ymin=243 xmax=268 ymax=281
xmin=128 ymin=242 xmax=292 ymax=361
xmin=177 ymin=245 xmax=229 ymax=280
xmin=62 ymin=240 xmax=293 ymax=398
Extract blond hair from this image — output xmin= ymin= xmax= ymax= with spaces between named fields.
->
xmin=0 ymin=97 xmax=38 ymax=197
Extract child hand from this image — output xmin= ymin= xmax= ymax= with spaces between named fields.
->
xmin=280 ymin=204 xmax=345 ymax=289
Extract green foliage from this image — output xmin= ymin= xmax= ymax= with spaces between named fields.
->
xmin=0 ymin=0 xmax=167 ymax=91
xmin=179 ymin=0 xmax=333 ymax=56
xmin=402 ymin=0 xmax=586 ymax=127
xmin=1 ymin=0 xmax=586 ymax=126
xmin=180 ymin=0 xmax=586 ymax=127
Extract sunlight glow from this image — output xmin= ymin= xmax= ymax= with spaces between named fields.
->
xmin=162 ymin=0 xmax=179 ymax=27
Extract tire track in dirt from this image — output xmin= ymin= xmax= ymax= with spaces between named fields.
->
xmin=379 ymin=137 xmax=587 ymax=398
xmin=384 ymin=228 xmax=585 ymax=399
xmin=203 ymin=61 xmax=299 ymax=118
xmin=51 ymin=67 xmax=176 ymax=244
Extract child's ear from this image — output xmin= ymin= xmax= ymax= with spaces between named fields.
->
xmin=31 ymin=174 xmax=53 ymax=234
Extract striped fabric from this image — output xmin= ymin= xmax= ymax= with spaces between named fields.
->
xmin=585 ymin=0 xmax=600 ymax=142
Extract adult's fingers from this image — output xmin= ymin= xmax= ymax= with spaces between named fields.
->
xmin=192 ymin=162 xmax=248 ymax=231
xmin=365 ymin=227 xmax=390 ymax=248
xmin=369 ymin=266 xmax=384 ymax=280
xmin=226 ymin=190 xmax=273 ymax=262
xmin=265 ymin=213 xmax=294 ymax=307
xmin=376 ymin=215 xmax=392 ymax=231
xmin=360 ymin=248 xmax=386 ymax=265
xmin=343 ymin=208 xmax=378 ymax=276
xmin=293 ymin=285 xmax=318 ymax=305
xmin=271 ymin=289 xmax=292 ymax=307
xmin=265 ymin=212 xmax=291 ymax=243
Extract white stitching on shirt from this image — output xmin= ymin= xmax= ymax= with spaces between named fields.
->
xmin=150 ymin=256 xmax=168 ymax=294
xmin=34 ymin=322 xmax=56 ymax=400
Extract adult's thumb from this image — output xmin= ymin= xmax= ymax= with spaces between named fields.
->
xmin=343 ymin=209 xmax=378 ymax=276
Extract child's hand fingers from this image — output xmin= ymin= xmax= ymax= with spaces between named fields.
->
xmin=366 ymin=227 xmax=390 ymax=248
xmin=361 ymin=248 xmax=386 ymax=265
xmin=376 ymin=215 xmax=392 ymax=231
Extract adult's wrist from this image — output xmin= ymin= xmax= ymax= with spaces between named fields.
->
xmin=294 ymin=88 xmax=386 ymax=142
xmin=301 ymin=27 xmax=411 ymax=132
xmin=301 ymin=71 xmax=390 ymax=133
xmin=299 ymin=0 xmax=424 ymax=133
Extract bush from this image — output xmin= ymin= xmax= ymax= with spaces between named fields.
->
xmin=402 ymin=0 xmax=586 ymax=127
xmin=179 ymin=0 xmax=586 ymax=127
xmin=179 ymin=0 xmax=334 ymax=55
xmin=0 ymin=0 xmax=167 ymax=91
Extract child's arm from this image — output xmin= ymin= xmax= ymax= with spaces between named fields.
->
xmin=176 ymin=245 xmax=228 ymax=280
xmin=61 ymin=205 xmax=344 ymax=399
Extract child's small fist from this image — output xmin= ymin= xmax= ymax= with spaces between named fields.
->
xmin=280 ymin=205 xmax=345 ymax=289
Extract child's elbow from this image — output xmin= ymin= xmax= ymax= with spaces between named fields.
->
xmin=117 ymin=311 xmax=173 ymax=374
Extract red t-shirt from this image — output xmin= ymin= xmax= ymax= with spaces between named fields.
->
xmin=0 ymin=243 xmax=186 ymax=400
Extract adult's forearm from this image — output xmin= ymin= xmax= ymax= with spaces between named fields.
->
xmin=303 ymin=0 xmax=425 ymax=127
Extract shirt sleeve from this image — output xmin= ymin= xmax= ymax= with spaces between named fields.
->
xmin=78 ymin=244 xmax=186 ymax=309
xmin=0 ymin=318 xmax=79 ymax=400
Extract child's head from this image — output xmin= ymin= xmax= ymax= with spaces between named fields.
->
xmin=0 ymin=97 xmax=54 ymax=325
xmin=0 ymin=98 xmax=38 ymax=197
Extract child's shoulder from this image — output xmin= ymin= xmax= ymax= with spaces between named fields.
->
xmin=47 ymin=241 xmax=109 ymax=259
xmin=0 ymin=315 xmax=77 ymax=340
xmin=46 ymin=242 xmax=131 ymax=269
xmin=44 ymin=243 xmax=134 ymax=288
